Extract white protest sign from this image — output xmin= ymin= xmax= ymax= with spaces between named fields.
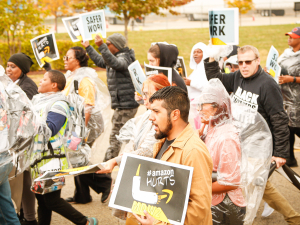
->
xmin=266 ymin=46 xmax=281 ymax=83
xmin=62 ymin=16 xmax=82 ymax=42
xmin=128 ymin=60 xmax=147 ymax=96
xmin=79 ymin=10 xmax=106 ymax=41
xmin=30 ymin=32 xmax=60 ymax=67
xmin=209 ymin=8 xmax=239 ymax=45
xmin=144 ymin=63 xmax=172 ymax=85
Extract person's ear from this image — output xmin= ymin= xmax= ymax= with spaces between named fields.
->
xmin=171 ymin=109 xmax=181 ymax=121
xmin=52 ymin=82 xmax=58 ymax=90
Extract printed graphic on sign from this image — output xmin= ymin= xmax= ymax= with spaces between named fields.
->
xmin=209 ymin=8 xmax=239 ymax=45
xmin=30 ymin=32 xmax=60 ymax=67
xmin=109 ymin=154 xmax=193 ymax=225
xmin=175 ymin=56 xmax=187 ymax=78
xmin=79 ymin=10 xmax=106 ymax=42
xmin=128 ymin=60 xmax=147 ymax=96
xmin=62 ymin=16 xmax=82 ymax=42
xmin=266 ymin=46 xmax=281 ymax=83
xmin=144 ymin=63 xmax=172 ymax=85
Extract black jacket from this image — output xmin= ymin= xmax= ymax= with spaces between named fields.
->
xmin=18 ymin=73 xmax=38 ymax=100
xmin=157 ymin=43 xmax=187 ymax=92
xmin=204 ymin=59 xmax=290 ymax=159
xmin=86 ymin=45 xmax=139 ymax=110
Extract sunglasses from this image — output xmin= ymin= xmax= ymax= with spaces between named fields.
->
xmin=106 ymin=42 xmax=111 ymax=46
xmin=63 ymin=56 xmax=76 ymax=61
xmin=237 ymin=58 xmax=257 ymax=66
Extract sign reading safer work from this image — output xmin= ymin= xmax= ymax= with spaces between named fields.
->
xmin=209 ymin=8 xmax=239 ymax=45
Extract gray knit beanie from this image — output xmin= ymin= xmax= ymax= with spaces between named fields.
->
xmin=107 ymin=33 xmax=127 ymax=50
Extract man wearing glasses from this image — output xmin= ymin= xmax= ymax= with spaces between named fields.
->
xmin=204 ymin=45 xmax=300 ymax=224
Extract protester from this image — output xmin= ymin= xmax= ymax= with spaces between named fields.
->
xmin=98 ymin=74 xmax=171 ymax=174
xmin=204 ymin=45 xmax=300 ymax=224
xmin=31 ymin=70 xmax=98 ymax=225
xmin=0 ymin=74 xmax=20 ymax=225
xmin=81 ymin=33 xmax=139 ymax=162
xmin=6 ymin=53 xmax=38 ymax=225
xmin=197 ymin=79 xmax=246 ymax=224
xmin=183 ymin=42 xmax=208 ymax=100
xmin=277 ymin=27 xmax=300 ymax=167
xmin=219 ymin=45 xmax=239 ymax=72
xmin=133 ymin=86 xmax=213 ymax=225
xmin=223 ymin=55 xmax=239 ymax=73
xmin=97 ymin=74 xmax=170 ymax=221
xmin=147 ymin=43 xmax=187 ymax=92
xmin=62 ymin=46 xmax=112 ymax=204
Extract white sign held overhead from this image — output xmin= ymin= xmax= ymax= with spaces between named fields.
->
xmin=79 ymin=10 xmax=106 ymax=42
xmin=266 ymin=46 xmax=281 ymax=83
xmin=208 ymin=8 xmax=239 ymax=45
xmin=128 ymin=60 xmax=147 ymax=96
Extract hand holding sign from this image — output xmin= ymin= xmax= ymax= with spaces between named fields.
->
xmin=81 ymin=40 xmax=90 ymax=48
xmin=95 ymin=34 xmax=104 ymax=47
xmin=278 ymin=75 xmax=294 ymax=84
xmin=133 ymin=211 xmax=155 ymax=225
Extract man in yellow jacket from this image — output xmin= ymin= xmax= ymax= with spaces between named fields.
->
xmin=133 ymin=86 xmax=213 ymax=225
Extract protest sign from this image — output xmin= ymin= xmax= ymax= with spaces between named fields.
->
xmin=266 ymin=46 xmax=281 ymax=83
xmin=31 ymin=163 xmax=104 ymax=194
xmin=30 ymin=32 xmax=60 ymax=67
xmin=175 ymin=56 xmax=187 ymax=78
xmin=62 ymin=16 xmax=82 ymax=42
xmin=128 ymin=60 xmax=147 ymax=96
xmin=144 ymin=63 xmax=172 ymax=85
xmin=209 ymin=8 xmax=239 ymax=45
xmin=109 ymin=154 xmax=193 ymax=225
xmin=79 ymin=10 xmax=106 ymax=42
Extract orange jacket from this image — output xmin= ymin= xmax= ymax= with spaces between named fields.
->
xmin=153 ymin=123 xmax=213 ymax=225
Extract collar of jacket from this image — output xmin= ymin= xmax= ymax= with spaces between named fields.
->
xmin=239 ymin=65 xmax=263 ymax=80
xmin=153 ymin=123 xmax=194 ymax=160
xmin=115 ymin=47 xmax=130 ymax=56
xmin=17 ymin=72 xmax=26 ymax=85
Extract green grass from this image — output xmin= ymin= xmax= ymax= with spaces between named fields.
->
xmin=29 ymin=24 xmax=296 ymax=82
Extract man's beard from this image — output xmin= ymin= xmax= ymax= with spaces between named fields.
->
xmin=154 ymin=117 xmax=173 ymax=139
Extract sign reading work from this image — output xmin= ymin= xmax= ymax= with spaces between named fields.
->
xmin=266 ymin=45 xmax=281 ymax=83
xmin=109 ymin=154 xmax=193 ymax=225
xmin=128 ymin=60 xmax=147 ymax=96
xmin=79 ymin=10 xmax=106 ymax=41
xmin=209 ymin=8 xmax=239 ymax=45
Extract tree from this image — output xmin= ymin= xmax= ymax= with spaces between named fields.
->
xmin=0 ymin=0 xmax=48 ymax=60
xmin=41 ymin=0 xmax=74 ymax=33
xmin=73 ymin=0 xmax=193 ymax=43
xmin=225 ymin=0 xmax=254 ymax=25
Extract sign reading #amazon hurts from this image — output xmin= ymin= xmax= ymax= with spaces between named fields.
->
xmin=209 ymin=8 xmax=239 ymax=45
xmin=109 ymin=154 xmax=193 ymax=225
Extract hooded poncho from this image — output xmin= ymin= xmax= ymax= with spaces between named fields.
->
xmin=187 ymin=42 xmax=209 ymax=100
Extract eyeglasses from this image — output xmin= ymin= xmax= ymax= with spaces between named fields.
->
xmin=237 ymin=58 xmax=257 ymax=66
xmin=142 ymin=92 xmax=149 ymax=99
xmin=63 ymin=56 xmax=76 ymax=61
xmin=106 ymin=42 xmax=111 ymax=46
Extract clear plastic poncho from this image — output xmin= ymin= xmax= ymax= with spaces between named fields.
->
xmin=195 ymin=79 xmax=272 ymax=225
xmin=277 ymin=48 xmax=300 ymax=127
xmin=64 ymin=67 xmax=111 ymax=146
xmin=0 ymin=67 xmax=50 ymax=182
xmin=116 ymin=110 xmax=156 ymax=158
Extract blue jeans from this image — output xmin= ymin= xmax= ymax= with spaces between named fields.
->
xmin=0 ymin=162 xmax=21 ymax=225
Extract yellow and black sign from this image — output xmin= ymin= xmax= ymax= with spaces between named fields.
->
xmin=109 ymin=154 xmax=193 ymax=225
